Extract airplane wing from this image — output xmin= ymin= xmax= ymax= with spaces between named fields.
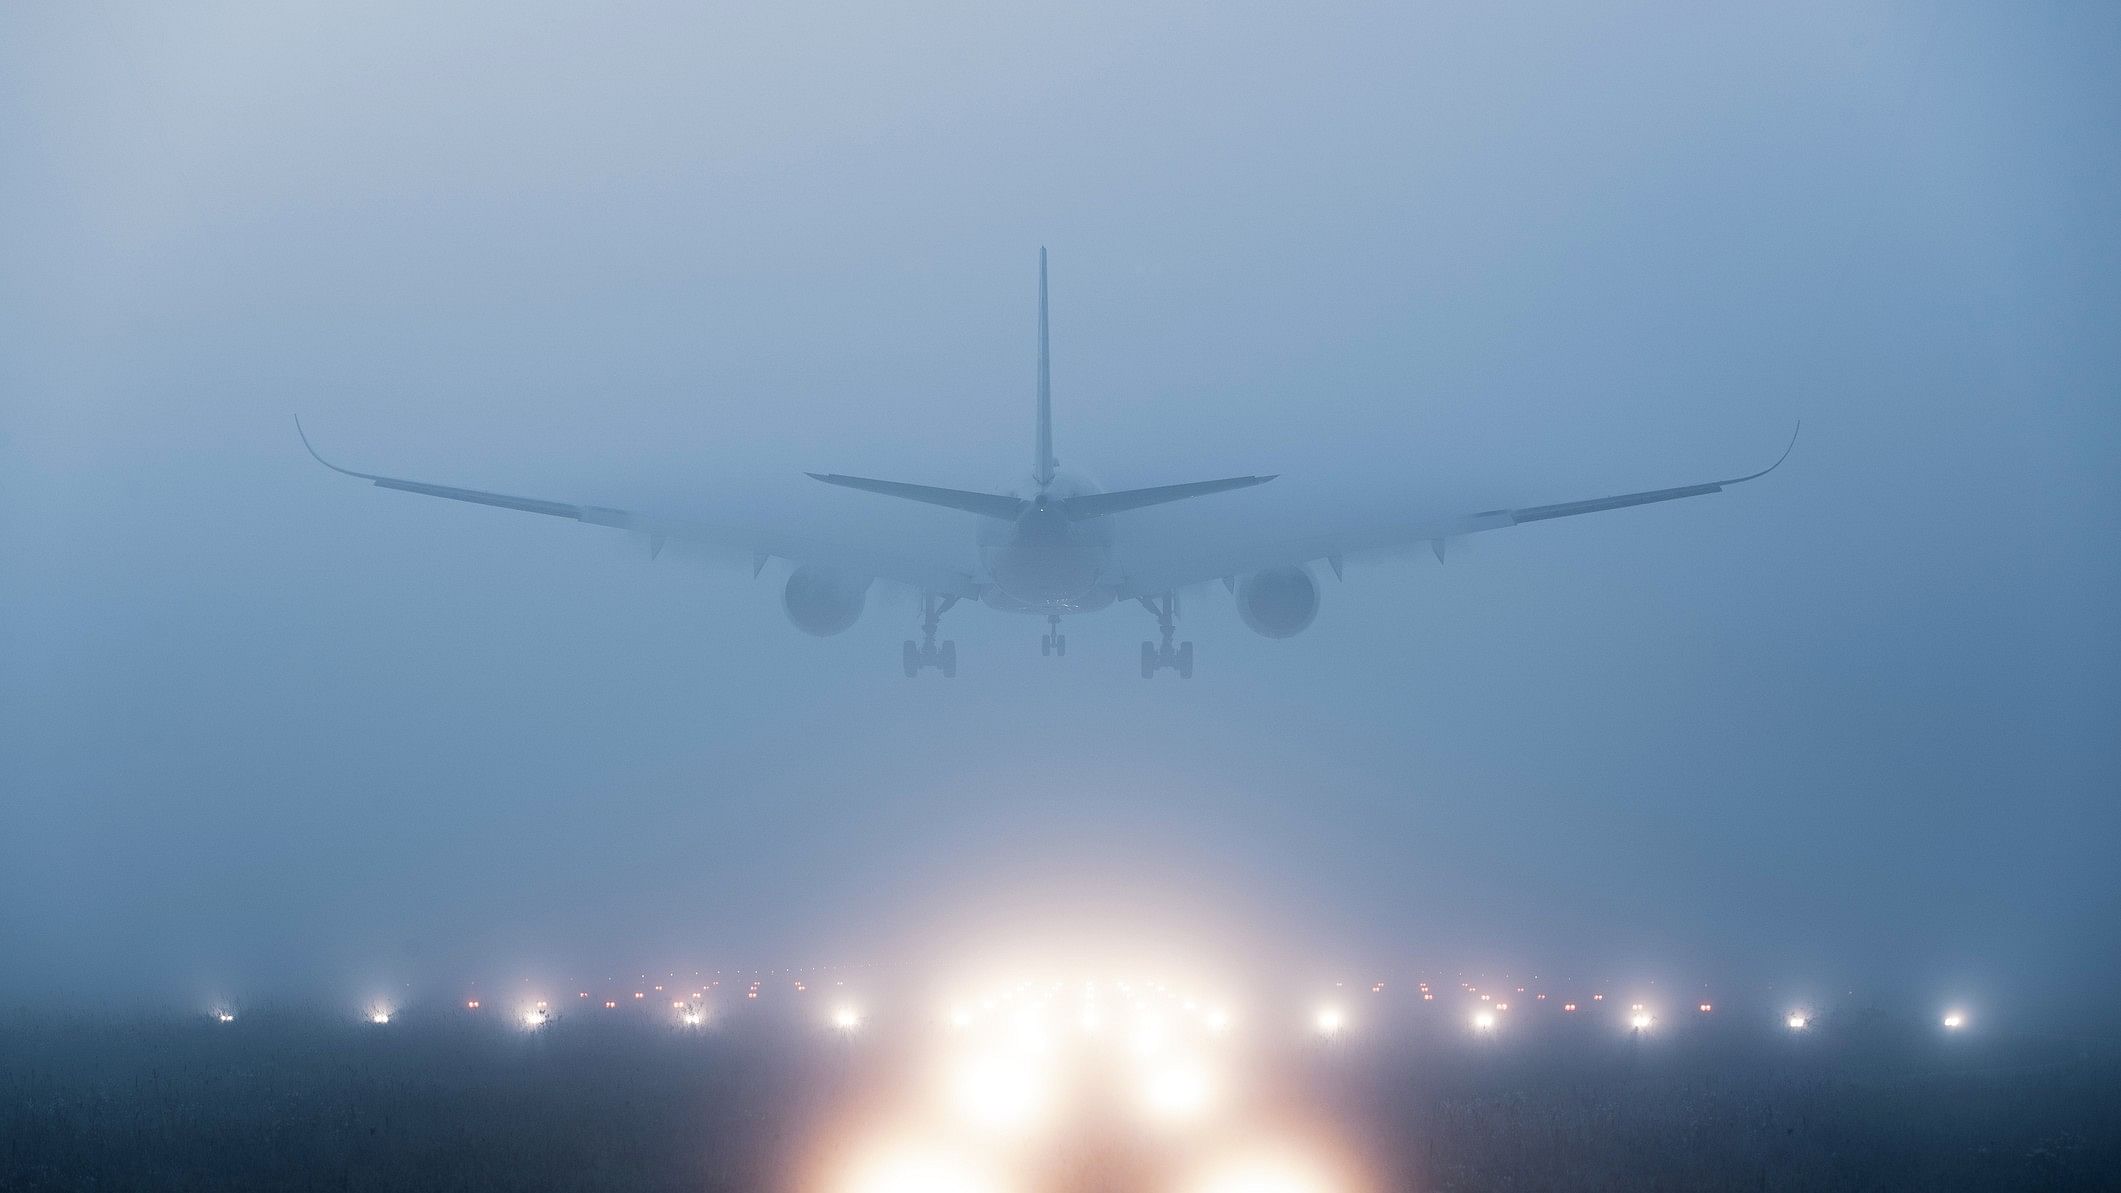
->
xmin=1107 ymin=426 xmax=1798 ymax=599
xmin=297 ymin=418 xmax=982 ymax=598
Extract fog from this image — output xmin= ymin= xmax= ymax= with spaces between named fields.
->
xmin=2 ymin=3 xmax=2115 ymax=1015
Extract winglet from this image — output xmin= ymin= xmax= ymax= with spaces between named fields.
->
xmin=295 ymin=414 xmax=374 ymax=480
xmin=1729 ymin=422 xmax=1800 ymax=486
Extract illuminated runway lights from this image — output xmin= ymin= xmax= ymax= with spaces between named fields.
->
xmin=1312 ymin=1006 xmax=1346 ymax=1038
xmin=1787 ymin=1012 xmax=1809 ymax=1030
xmin=1942 ymin=1011 xmax=1967 ymax=1030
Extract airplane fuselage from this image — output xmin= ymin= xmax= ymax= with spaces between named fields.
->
xmin=977 ymin=471 xmax=1116 ymax=615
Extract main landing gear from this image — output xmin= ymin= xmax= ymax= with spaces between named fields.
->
xmin=903 ymin=593 xmax=958 ymax=678
xmin=1040 ymin=614 xmax=1067 ymax=658
xmin=1137 ymin=593 xmax=1194 ymax=679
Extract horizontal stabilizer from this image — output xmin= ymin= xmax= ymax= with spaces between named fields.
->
xmin=1062 ymin=475 xmax=1275 ymax=520
xmin=806 ymin=473 xmax=1027 ymax=521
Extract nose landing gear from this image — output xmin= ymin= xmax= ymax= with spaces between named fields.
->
xmin=1040 ymin=614 xmax=1067 ymax=657
xmin=1136 ymin=593 xmax=1194 ymax=679
xmin=902 ymin=593 xmax=959 ymax=677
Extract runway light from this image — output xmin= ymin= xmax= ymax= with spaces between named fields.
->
xmin=521 ymin=1008 xmax=548 ymax=1029
xmin=466 ymin=1000 xmax=480 ymax=1010
xmin=1699 ymin=1003 xmax=1713 ymax=1013
xmin=840 ymin=1141 xmax=1002 ymax=1193
xmin=1187 ymin=1148 xmax=1336 ymax=1193
xmin=947 ymin=1050 xmax=1049 ymax=1134
xmin=1943 ymin=1011 xmax=1966 ymax=1030
xmin=605 ymin=1000 xmax=618 ymax=1009
xmin=370 ymin=1010 xmax=392 ymax=1025
xmin=681 ymin=1010 xmax=703 ymax=1027
xmin=1205 ymin=1007 xmax=1232 ymax=1034
xmin=1563 ymin=1003 xmax=1577 ymax=1012
xmin=1630 ymin=1012 xmax=1653 ymax=1031
xmin=1786 ymin=1013 xmax=1809 ymax=1030
xmin=1313 ymin=1006 xmax=1345 ymax=1038
xmin=1141 ymin=1061 xmax=1215 ymax=1124
xmin=833 ymin=1005 xmax=862 ymax=1031
xmin=1472 ymin=1011 xmax=1496 ymax=1031
xmin=215 ymin=1011 xmax=235 ymax=1023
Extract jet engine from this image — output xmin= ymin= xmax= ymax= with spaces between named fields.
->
xmin=781 ymin=565 xmax=871 ymax=637
xmin=1234 ymin=565 xmax=1320 ymax=638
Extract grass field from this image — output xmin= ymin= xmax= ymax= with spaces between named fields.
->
xmin=3 ymin=1001 xmax=2114 ymax=1191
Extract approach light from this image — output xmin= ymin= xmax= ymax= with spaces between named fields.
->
xmin=833 ymin=1005 xmax=862 ymax=1031
xmin=1786 ymin=1013 xmax=1809 ymax=1030
xmin=370 ymin=1010 xmax=392 ymax=1025
xmin=466 ymin=1000 xmax=480 ymax=1010
xmin=1943 ymin=1011 xmax=1966 ymax=1030
xmin=1699 ymin=1003 xmax=1713 ymax=1013
xmin=522 ymin=1008 xmax=548 ymax=1029
xmin=681 ymin=1010 xmax=703 ymax=1027
xmin=840 ymin=1141 xmax=1001 ymax=1193
xmin=1472 ymin=1011 xmax=1495 ymax=1031
xmin=1630 ymin=1012 xmax=1653 ymax=1031
xmin=1205 ymin=1007 xmax=1232 ymax=1034
xmin=215 ymin=1011 xmax=236 ymax=1023
xmin=1141 ymin=1061 xmax=1215 ymax=1123
xmin=1563 ymin=1003 xmax=1578 ymax=1012
xmin=1313 ymin=1006 xmax=1345 ymax=1037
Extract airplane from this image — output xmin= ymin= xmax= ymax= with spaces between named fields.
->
xmin=299 ymin=249 xmax=1795 ymax=679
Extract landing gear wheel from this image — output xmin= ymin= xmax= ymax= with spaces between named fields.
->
xmin=1141 ymin=642 xmax=1157 ymax=679
xmin=1176 ymin=641 xmax=1194 ymax=679
xmin=939 ymin=640 xmax=957 ymax=678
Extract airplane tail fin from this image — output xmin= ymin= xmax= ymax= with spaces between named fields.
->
xmin=1035 ymin=247 xmax=1057 ymax=487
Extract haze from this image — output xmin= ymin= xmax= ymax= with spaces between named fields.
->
xmin=2 ymin=2 xmax=2115 ymax=1015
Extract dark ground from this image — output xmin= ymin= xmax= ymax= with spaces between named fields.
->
xmin=2 ymin=1001 xmax=2115 ymax=1191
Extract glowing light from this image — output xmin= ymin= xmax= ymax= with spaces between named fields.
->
xmin=466 ymin=1000 xmax=480 ymax=1010
xmin=1472 ymin=1011 xmax=1496 ymax=1031
xmin=1205 ymin=1006 xmax=1232 ymax=1034
xmin=833 ymin=1005 xmax=862 ymax=1031
xmin=1187 ymin=1149 xmax=1336 ymax=1193
xmin=521 ymin=1008 xmax=548 ymax=1029
xmin=1786 ymin=1013 xmax=1809 ymax=1030
xmin=1313 ymin=1006 xmax=1345 ymax=1037
xmin=948 ymin=1005 xmax=972 ymax=1029
xmin=1563 ymin=1003 xmax=1578 ymax=1012
xmin=370 ymin=1010 xmax=392 ymax=1025
xmin=604 ymin=1000 xmax=617 ymax=1009
xmin=947 ymin=1050 xmax=1049 ymax=1134
xmin=840 ymin=1142 xmax=1004 ymax=1193
xmin=1698 ymin=1003 xmax=1713 ymax=1013
xmin=1140 ymin=1061 xmax=1215 ymax=1123
xmin=681 ymin=1010 xmax=704 ymax=1027
xmin=215 ymin=1011 xmax=235 ymax=1023
xmin=1943 ymin=1011 xmax=1966 ymax=1030
xmin=1630 ymin=1012 xmax=1653 ymax=1031
xmin=633 ymin=992 xmax=645 ymax=1000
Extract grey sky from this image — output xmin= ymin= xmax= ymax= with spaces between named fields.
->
xmin=2 ymin=2 xmax=2115 ymax=1011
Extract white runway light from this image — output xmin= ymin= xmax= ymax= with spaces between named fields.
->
xmin=1472 ymin=1010 xmax=1496 ymax=1032
xmin=1629 ymin=1011 xmax=1652 ymax=1031
xmin=370 ymin=1010 xmax=392 ymax=1025
xmin=1942 ymin=1011 xmax=1966 ymax=1030
xmin=1313 ymin=1005 xmax=1345 ymax=1038
xmin=833 ymin=1005 xmax=863 ymax=1032
xmin=1786 ymin=1012 xmax=1809 ymax=1030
